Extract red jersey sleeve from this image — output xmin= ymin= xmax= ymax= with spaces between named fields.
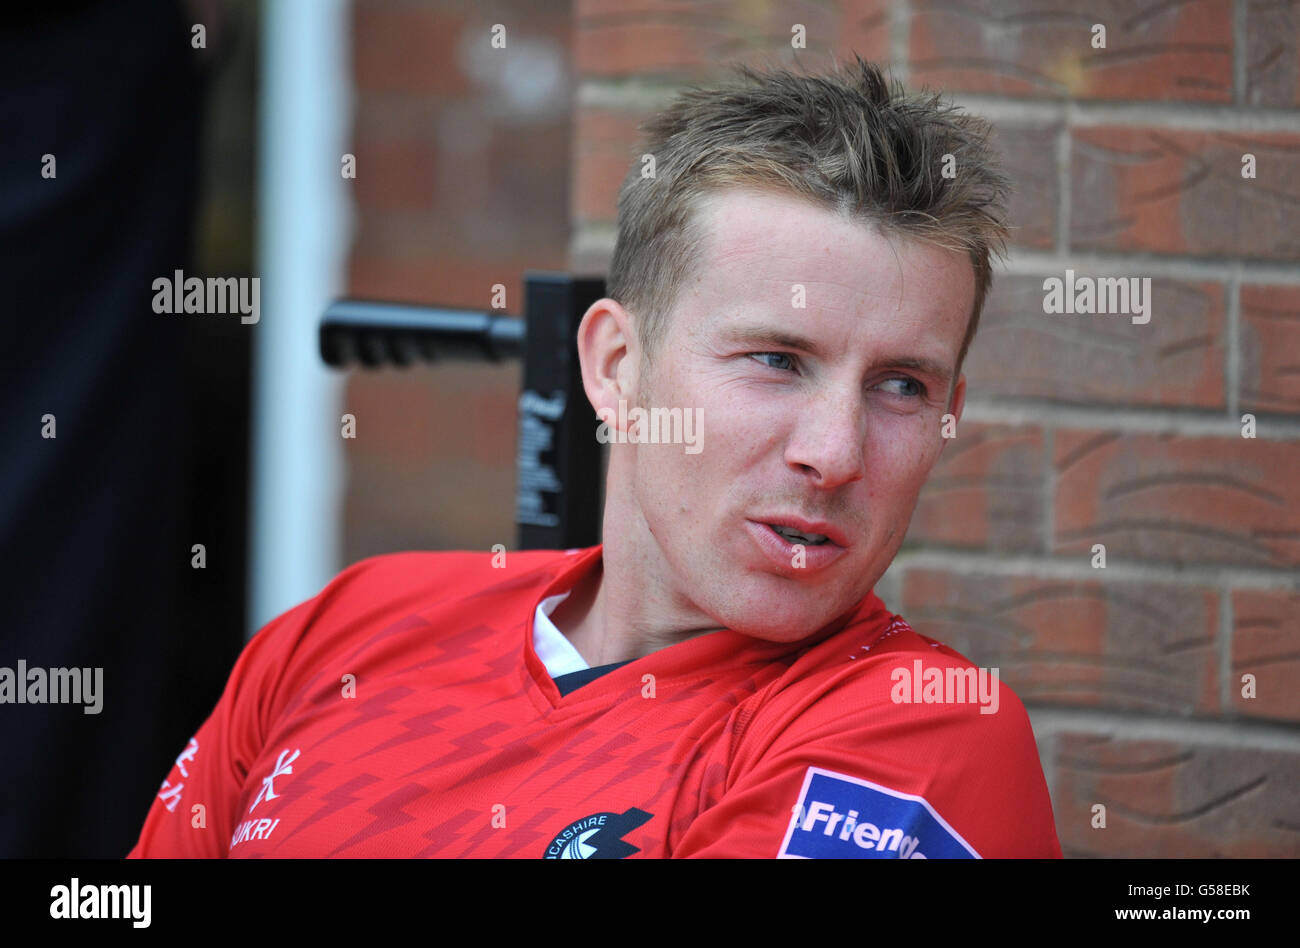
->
xmin=127 ymin=587 xmax=329 ymax=858
xmin=671 ymin=655 xmax=1062 ymax=859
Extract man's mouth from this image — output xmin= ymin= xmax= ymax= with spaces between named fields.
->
xmin=745 ymin=518 xmax=848 ymax=572
xmin=766 ymin=523 xmax=831 ymax=545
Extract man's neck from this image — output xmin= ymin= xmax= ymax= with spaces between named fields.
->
xmin=548 ymin=557 xmax=606 ymax=665
xmin=551 ymin=546 xmax=729 ymax=667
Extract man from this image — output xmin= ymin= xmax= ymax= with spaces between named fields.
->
xmin=130 ymin=56 xmax=1062 ymax=858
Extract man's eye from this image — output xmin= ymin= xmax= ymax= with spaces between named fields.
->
xmin=750 ymin=352 xmax=795 ymax=371
xmin=878 ymin=376 xmax=926 ymax=398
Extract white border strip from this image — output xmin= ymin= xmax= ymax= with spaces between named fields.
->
xmin=248 ymin=0 xmax=353 ymax=636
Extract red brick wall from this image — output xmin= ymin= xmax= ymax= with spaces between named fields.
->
xmin=568 ymin=0 xmax=1300 ymax=857
xmin=345 ymin=0 xmax=574 ymax=560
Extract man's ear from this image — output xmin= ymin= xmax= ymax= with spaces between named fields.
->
xmin=576 ymin=297 xmax=639 ymax=432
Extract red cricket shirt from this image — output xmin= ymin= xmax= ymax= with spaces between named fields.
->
xmin=128 ymin=545 xmax=1062 ymax=858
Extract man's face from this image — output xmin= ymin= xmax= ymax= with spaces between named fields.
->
xmin=620 ymin=186 xmax=973 ymax=642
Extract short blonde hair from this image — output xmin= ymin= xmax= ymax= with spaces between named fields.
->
xmin=606 ymin=55 xmax=1011 ymax=372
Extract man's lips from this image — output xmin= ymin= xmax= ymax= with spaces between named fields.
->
xmin=744 ymin=519 xmax=848 ymax=572
xmin=749 ymin=515 xmax=849 ymax=548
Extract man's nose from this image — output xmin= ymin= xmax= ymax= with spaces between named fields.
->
xmin=783 ymin=389 xmax=866 ymax=488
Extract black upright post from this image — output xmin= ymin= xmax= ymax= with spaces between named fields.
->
xmin=515 ymin=272 xmax=606 ymax=551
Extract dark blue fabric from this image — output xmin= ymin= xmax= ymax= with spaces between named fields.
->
xmin=552 ymin=661 xmax=635 ymax=697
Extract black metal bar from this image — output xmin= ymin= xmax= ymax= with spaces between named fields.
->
xmin=319 ymin=273 xmax=606 ymax=551
xmin=514 ymin=272 xmax=605 ymax=551
xmin=320 ymin=300 xmax=524 ymax=367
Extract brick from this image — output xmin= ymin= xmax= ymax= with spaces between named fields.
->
xmin=574 ymin=107 xmax=650 ymax=223
xmin=1070 ymin=128 xmax=1300 ymax=260
xmin=347 ymin=255 xmax=556 ymax=308
xmin=576 ymin=1 xmax=764 ymax=78
xmin=351 ymin=138 xmax=441 ymax=214
xmin=966 ymin=275 xmax=1226 ymax=408
xmin=343 ymin=0 xmax=574 ymax=566
xmin=341 ymin=363 xmax=519 ymax=560
xmin=901 ymin=569 xmax=1220 ymax=714
xmin=1054 ymin=431 xmax=1300 ymax=567
xmin=831 ymin=0 xmax=891 ymax=65
xmin=1244 ymin=0 xmax=1300 ymax=107
xmin=907 ymin=423 xmax=1046 ymax=552
xmin=1049 ymin=734 xmax=1300 ymax=857
xmin=1231 ymin=590 xmax=1300 ymax=722
xmin=344 ymin=363 xmax=519 ymax=466
xmin=988 ymin=123 xmax=1060 ymax=250
xmin=352 ymin=1 xmax=473 ymax=96
xmin=343 ymin=454 xmax=516 ymax=558
xmin=1240 ymin=284 xmax=1300 ymax=416
xmin=575 ymin=0 xmax=882 ymax=77
xmin=430 ymin=119 xmax=573 ymax=251
xmin=909 ymin=0 xmax=1233 ymax=102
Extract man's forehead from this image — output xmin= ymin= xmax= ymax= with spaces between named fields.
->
xmin=674 ymin=189 xmax=973 ymax=381
xmin=692 ymin=187 xmax=846 ymax=265
xmin=690 ymin=193 xmax=965 ymax=304
xmin=690 ymin=188 xmax=970 ymax=295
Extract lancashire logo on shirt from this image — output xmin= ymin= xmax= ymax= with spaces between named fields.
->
xmin=778 ymin=767 xmax=980 ymax=859
xmin=542 ymin=807 xmax=653 ymax=859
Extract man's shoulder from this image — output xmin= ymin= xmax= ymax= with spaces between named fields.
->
xmin=727 ymin=609 xmax=1061 ymax=858
xmin=242 ymin=546 xmax=586 ymax=716
xmin=315 ymin=546 xmax=582 ymax=606
xmin=767 ymin=609 xmax=1038 ymax=748
xmin=246 ymin=546 xmax=585 ymax=660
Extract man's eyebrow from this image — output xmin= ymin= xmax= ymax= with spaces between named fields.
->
xmin=721 ymin=326 xmax=954 ymax=381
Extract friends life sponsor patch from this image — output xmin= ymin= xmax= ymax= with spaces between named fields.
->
xmin=778 ymin=767 xmax=980 ymax=859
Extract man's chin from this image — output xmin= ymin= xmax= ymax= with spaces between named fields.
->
xmin=714 ymin=588 xmax=851 ymax=643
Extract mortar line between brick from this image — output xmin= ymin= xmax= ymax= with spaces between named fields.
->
xmin=958 ymin=401 xmax=1300 ymax=439
xmin=1044 ymin=427 xmax=1055 ymax=557
xmin=892 ymin=0 xmax=910 ymax=83
xmin=1219 ymin=585 xmax=1234 ymax=717
xmin=579 ymin=88 xmax=1300 ymax=133
xmin=1227 ymin=265 xmax=1242 ymax=421
xmin=578 ymin=229 xmax=1300 ymax=285
xmin=892 ymin=548 xmax=1300 ymax=590
xmin=1024 ymin=707 xmax=1300 ymax=753
xmin=1056 ymin=118 xmax=1070 ymax=256
xmin=1004 ymin=249 xmax=1300 ymax=283
xmin=1041 ymin=726 xmax=1059 ymax=820
xmin=958 ymin=95 xmax=1300 ymax=132
xmin=1233 ymin=0 xmax=1247 ymax=107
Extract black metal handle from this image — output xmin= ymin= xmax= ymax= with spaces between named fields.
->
xmin=320 ymin=299 xmax=525 ymax=367
xmin=318 ymin=273 xmax=607 ymax=550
